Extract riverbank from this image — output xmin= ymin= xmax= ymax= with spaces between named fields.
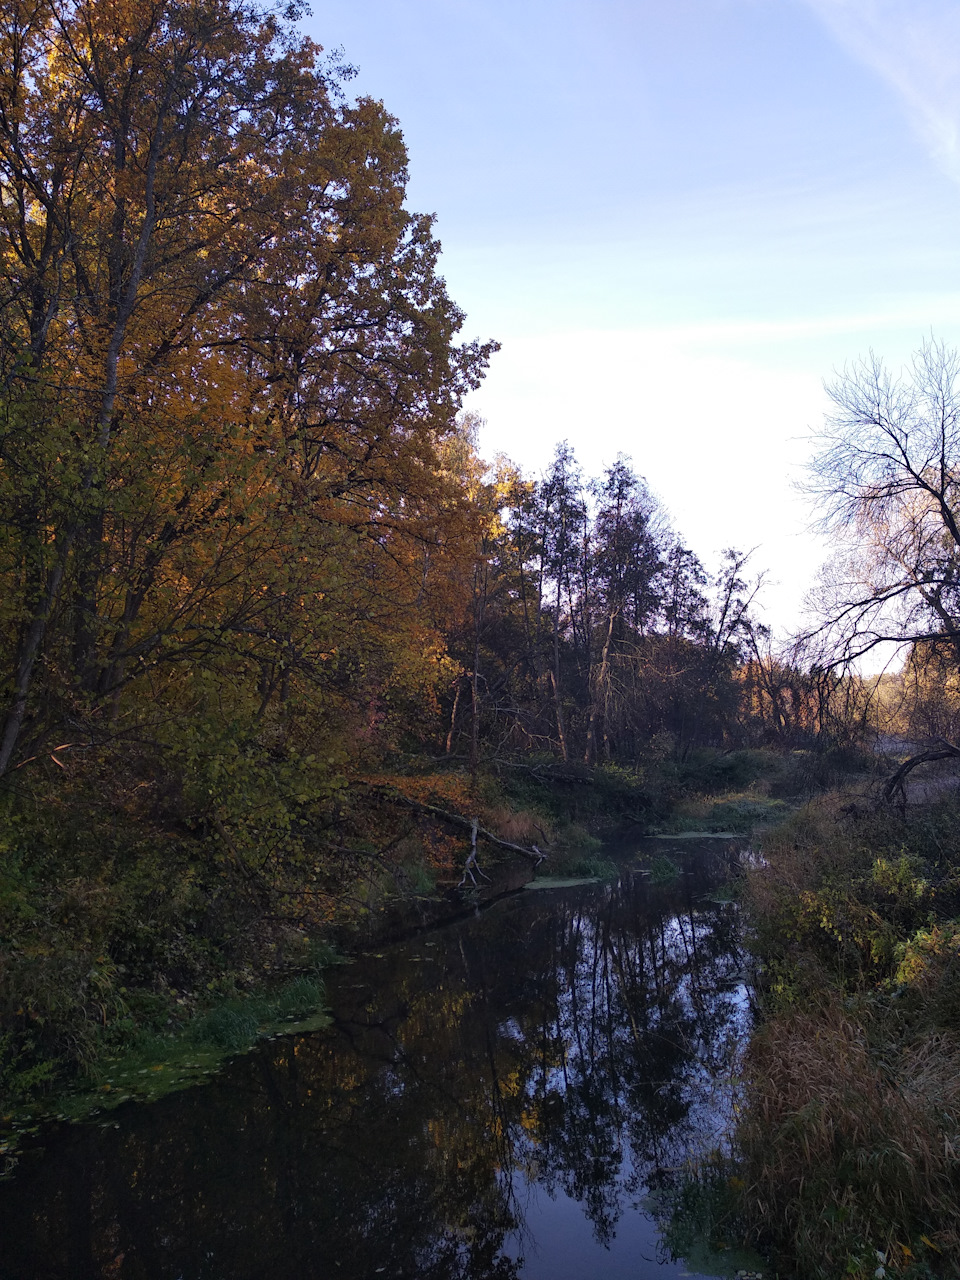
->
xmin=733 ymin=781 xmax=960 ymax=1279
xmin=10 ymin=740 xmax=929 ymax=1278
xmin=0 ymin=744 xmax=831 ymax=1123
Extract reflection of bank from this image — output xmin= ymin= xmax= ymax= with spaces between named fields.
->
xmin=0 ymin=840 xmax=751 ymax=1280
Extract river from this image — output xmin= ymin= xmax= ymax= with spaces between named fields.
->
xmin=0 ymin=838 xmax=758 ymax=1279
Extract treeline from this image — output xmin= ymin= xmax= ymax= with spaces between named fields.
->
xmin=444 ymin=432 xmax=867 ymax=766
xmin=0 ymin=0 xmax=861 ymax=796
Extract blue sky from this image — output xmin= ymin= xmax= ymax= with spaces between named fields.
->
xmin=302 ymin=0 xmax=960 ymax=645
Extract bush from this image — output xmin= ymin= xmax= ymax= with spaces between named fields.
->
xmin=675 ymin=748 xmax=782 ymax=792
xmin=649 ymin=854 xmax=681 ymax=884
xmin=192 ymin=1006 xmax=260 ymax=1053
xmin=273 ymin=976 xmax=325 ymax=1021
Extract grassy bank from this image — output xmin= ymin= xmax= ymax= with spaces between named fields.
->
xmin=0 ymin=970 xmax=332 ymax=1178
xmin=736 ymin=788 xmax=960 ymax=1278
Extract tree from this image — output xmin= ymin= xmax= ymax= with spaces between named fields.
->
xmin=0 ymin=0 xmax=494 ymax=773
xmin=583 ymin=457 xmax=665 ymax=763
xmin=536 ymin=443 xmax=586 ymax=761
xmin=805 ymin=339 xmax=960 ymax=671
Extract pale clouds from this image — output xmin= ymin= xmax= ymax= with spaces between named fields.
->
xmin=799 ymin=0 xmax=960 ymax=182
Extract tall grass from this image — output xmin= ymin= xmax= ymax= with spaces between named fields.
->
xmin=738 ymin=793 xmax=960 ymax=1277
xmin=740 ymin=996 xmax=960 ymax=1276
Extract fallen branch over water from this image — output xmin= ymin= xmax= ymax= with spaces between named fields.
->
xmin=358 ymin=782 xmax=548 ymax=864
xmin=459 ymin=817 xmax=490 ymax=888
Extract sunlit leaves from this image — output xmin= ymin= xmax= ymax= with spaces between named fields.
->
xmin=0 ymin=0 xmax=494 ymax=774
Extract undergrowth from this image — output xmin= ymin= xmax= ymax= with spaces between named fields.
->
xmin=0 ymin=971 xmax=333 ymax=1178
xmin=737 ymin=791 xmax=960 ymax=1277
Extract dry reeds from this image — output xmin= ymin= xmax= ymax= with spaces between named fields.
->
xmin=736 ymin=793 xmax=960 ymax=1276
xmin=481 ymin=802 xmax=549 ymax=848
xmin=739 ymin=995 xmax=960 ymax=1276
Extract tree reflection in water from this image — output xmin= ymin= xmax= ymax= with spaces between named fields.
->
xmin=0 ymin=843 xmax=748 ymax=1279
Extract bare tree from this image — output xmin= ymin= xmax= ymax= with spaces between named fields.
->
xmin=806 ymin=339 xmax=960 ymax=670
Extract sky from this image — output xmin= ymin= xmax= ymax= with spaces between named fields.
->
xmin=301 ymin=0 xmax=960 ymax=648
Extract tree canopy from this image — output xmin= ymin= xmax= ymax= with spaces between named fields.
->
xmin=0 ymin=0 xmax=495 ymax=773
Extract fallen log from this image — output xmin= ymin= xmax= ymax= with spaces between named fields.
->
xmin=491 ymin=758 xmax=596 ymax=786
xmin=359 ymin=782 xmax=548 ymax=864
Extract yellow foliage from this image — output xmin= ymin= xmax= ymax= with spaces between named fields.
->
xmin=0 ymin=0 xmax=496 ymax=775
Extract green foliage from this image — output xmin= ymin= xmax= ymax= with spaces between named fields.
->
xmin=186 ymin=979 xmax=327 ymax=1053
xmin=706 ymin=795 xmax=787 ymax=831
xmin=5 ymin=977 xmax=332 ymax=1140
xmin=0 ymin=1032 xmax=58 ymax=1100
xmin=648 ymin=854 xmax=681 ymax=884
xmin=649 ymin=1158 xmax=767 ymax=1277
xmin=399 ymin=860 xmax=437 ymax=895
xmin=192 ymin=1006 xmax=260 ymax=1053
xmin=674 ymin=747 xmax=782 ymax=791
xmin=552 ymin=821 xmax=603 ymax=854
xmin=538 ymin=847 xmax=617 ymax=880
xmin=0 ymin=733 xmax=352 ymax=1111
xmin=748 ymin=797 xmax=953 ymax=986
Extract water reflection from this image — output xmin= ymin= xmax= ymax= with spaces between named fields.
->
xmin=0 ymin=842 xmax=749 ymax=1279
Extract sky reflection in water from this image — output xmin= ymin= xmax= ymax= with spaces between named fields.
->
xmin=0 ymin=840 xmax=751 ymax=1279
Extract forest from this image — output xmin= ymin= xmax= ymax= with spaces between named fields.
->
xmin=3 ymin=3 xmax=960 ymax=1278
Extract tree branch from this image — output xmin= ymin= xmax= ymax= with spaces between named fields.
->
xmin=359 ymin=783 xmax=547 ymax=862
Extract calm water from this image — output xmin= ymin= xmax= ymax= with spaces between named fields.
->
xmin=0 ymin=840 xmax=752 ymax=1279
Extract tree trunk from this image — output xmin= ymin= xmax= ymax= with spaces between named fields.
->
xmin=0 ymin=87 xmax=171 ymax=774
xmin=584 ymin=608 xmax=616 ymax=765
xmin=446 ymin=679 xmax=462 ymax=755
xmin=548 ymin=668 xmax=568 ymax=763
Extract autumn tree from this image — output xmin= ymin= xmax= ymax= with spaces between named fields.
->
xmin=0 ymin=0 xmax=493 ymax=774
